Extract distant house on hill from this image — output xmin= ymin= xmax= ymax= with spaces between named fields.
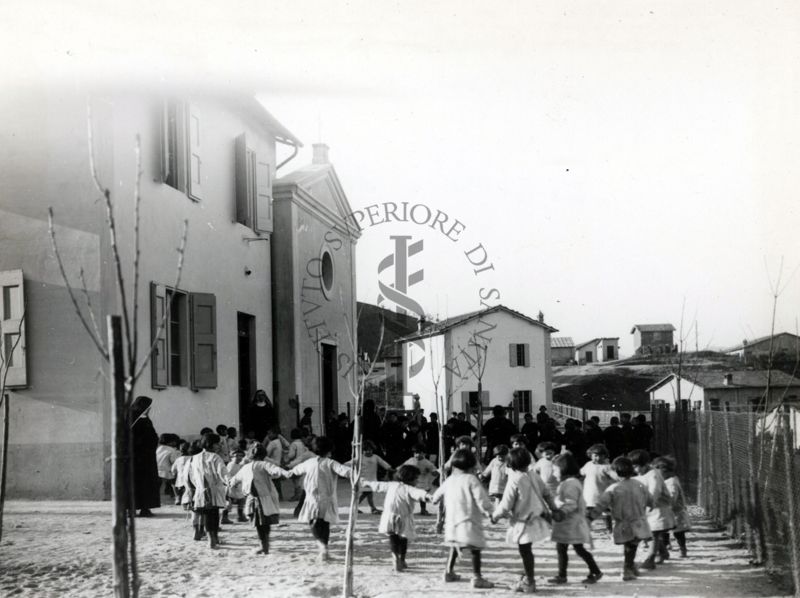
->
xmin=399 ymin=304 xmax=557 ymax=422
xmin=631 ymin=323 xmax=675 ymax=355
xmin=574 ymin=337 xmax=620 ymax=364
xmin=551 ymin=337 xmax=575 ymax=365
xmin=646 ymin=370 xmax=800 ymax=412
xmin=725 ymin=332 xmax=800 ymax=365
xmin=356 ymin=301 xmax=419 ymax=404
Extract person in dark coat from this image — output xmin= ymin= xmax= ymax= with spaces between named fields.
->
xmin=361 ymin=399 xmax=383 ymax=445
xmin=482 ymin=405 xmax=518 ymax=464
xmin=520 ymin=412 xmax=539 ymax=449
xmin=131 ymin=395 xmax=160 ymax=517
xmin=603 ymin=416 xmax=626 ymax=459
xmin=630 ymin=414 xmax=654 ymax=451
xmin=245 ymin=390 xmax=276 ymax=442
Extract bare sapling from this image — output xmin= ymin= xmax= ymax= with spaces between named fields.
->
xmin=47 ymin=102 xmax=188 ymax=598
xmin=341 ymin=301 xmax=385 ymax=598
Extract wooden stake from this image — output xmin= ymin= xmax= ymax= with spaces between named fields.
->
xmin=780 ymin=408 xmax=800 ymax=598
xmin=109 ymin=316 xmax=131 ymax=598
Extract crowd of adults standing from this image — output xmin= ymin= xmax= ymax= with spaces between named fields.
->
xmin=341 ymin=399 xmax=655 ymax=469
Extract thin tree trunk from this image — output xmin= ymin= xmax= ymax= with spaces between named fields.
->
xmin=0 ymin=392 xmax=9 ymax=544
xmin=342 ymin=399 xmax=362 ymax=597
xmin=109 ymin=316 xmax=131 ymax=598
xmin=436 ymin=393 xmax=446 ymax=534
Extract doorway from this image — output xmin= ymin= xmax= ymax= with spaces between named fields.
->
xmin=321 ymin=343 xmax=338 ymax=434
xmin=237 ymin=313 xmax=256 ymax=433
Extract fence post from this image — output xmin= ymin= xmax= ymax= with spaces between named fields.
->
xmin=781 ymin=408 xmax=800 ymax=597
xmin=722 ymin=405 xmax=737 ymax=537
xmin=696 ymin=411 xmax=704 ymax=508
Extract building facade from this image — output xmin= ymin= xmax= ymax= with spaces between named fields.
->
xmin=271 ymin=144 xmax=359 ymax=436
xmin=550 ymin=336 xmax=575 ymax=365
xmin=574 ymin=337 xmax=620 ymax=364
xmin=0 ymin=88 xmax=303 ymax=498
xmin=725 ymin=332 xmax=800 ymax=365
xmin=401 ymin=305 xmax=557 ymax=421
xmin=631 ymin=323 xmax=675 ymax=355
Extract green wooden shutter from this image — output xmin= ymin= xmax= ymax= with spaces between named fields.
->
xmin=0 ymin=269 xmax=27 ymax=388
xmin=523 ymin=343 xmax=530 ymax=367
xmin=508 ymin=343 xmax=516 ymax=367
xmin=190 ymin=292 xmax=217 ymax=389
xmin=187 ymin=104 xmax=204 ymax=201
xmin=254 ymin=158 xmax=273 ymax=233
xmin=150 ymin=282 xmax=167 ymax=389
xmin=234 ymin=133 xmax=252 ymax=227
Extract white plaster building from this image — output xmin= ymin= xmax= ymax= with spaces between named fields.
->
xmin=400 ymin=305 xmax=557 ymax=422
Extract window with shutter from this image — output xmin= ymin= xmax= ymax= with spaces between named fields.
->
xmin=254 ymin=159 xmax=273 ymax=233
xmin=234 ymin=134 xmax=273 ymax=234
xmin=0 ymin=269 xmax=27 ymax=388
xmin=234 ymin=134 xmax=254 ymax=228
xmin=161 ymin=101 xmax=187 ymax=192
xmin=187 ymin=104 xmax=204 ymax=201
xmin=150 ymin=283 xmax=168 ymax=389
xmin=150 ymin=283 xmax=189 ymax=388
xmin=190 ymin=293 xmax=217 ymax=389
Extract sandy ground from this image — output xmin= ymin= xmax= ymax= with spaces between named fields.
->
xmin=0 ymin=481 xmax=792 ymax=598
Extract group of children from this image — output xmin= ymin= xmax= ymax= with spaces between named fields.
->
xmin=151 ymin=424 xmax=690 ymax=593
xmin=420 ymin=434 xmax=690 ymax=591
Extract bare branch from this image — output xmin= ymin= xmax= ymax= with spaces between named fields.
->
xmin=102 ymin=179 xmax=134 ymax=382
xmin=48 ymin=209 xmax=109 ymax=360
xmin=131 ymin=135 xmax=143 ymax=377
xmin=86 ymin=100 xmax=108 ymax=198
xmin=132 ymin=220 xmax=188 ymax=386
xmin=78 ymin=267 xmax=104 ymax=349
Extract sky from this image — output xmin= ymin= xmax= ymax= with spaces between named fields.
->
xmin=2 ymin=0 xmax=799 ymax=356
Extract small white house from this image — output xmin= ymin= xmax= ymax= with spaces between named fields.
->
xmin=574 ymin=337 xmax=620 ymax=364
xmin=400 ymin=305 xmax=557 ymax=421
xmin=646 ymin=370 xmax=800 ymax=412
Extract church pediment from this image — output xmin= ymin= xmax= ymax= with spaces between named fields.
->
xmin=275 ymin=156 xmax=360 ymax=238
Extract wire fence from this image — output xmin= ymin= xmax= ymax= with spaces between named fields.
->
xmin=652 ymin=403 xmax=800 ymax=595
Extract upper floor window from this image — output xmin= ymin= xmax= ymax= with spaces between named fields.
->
xmin=235 ymin=133 xmax=272 ymax=233
xmin=161 ymin=101 xmax=204 ymax=202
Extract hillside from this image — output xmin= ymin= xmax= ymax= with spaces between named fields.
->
xmin=551 ymin=352 xmax=743 ymax=411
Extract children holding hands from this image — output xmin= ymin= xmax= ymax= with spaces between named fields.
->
xmin=432 ymin=448 xmax=495 ymax=589
xmin=287 ymin=436 xmax=351 ymax=562
xmin=490 ymin=446 xmax=551 ymax=594
xmin=592 ymin=456 xmax=652 ymax=580
xmin=629 ymin=449 xmax=675 ymax=569
xmin=548 ymin=453 xmax=603 ymax=585
xmin=228 ymin=443 xmax=289 ymax=555
xmin=361 ymin=464 xmax=434 ymax=571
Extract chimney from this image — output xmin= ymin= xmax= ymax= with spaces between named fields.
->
xmin=312 ymin=143 xmax=330 ymax=165
xmin=538 ymin=310 xmax=544 ymax=323
xmin=723 ymin=373 xmax=733 ymax=386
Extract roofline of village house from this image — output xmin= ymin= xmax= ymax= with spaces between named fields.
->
xmin=395 ymin=304 xmax=558 ymax=344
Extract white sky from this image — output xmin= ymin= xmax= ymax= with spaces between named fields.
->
xmin=3 ymin=0 xmax=800 ymax=355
